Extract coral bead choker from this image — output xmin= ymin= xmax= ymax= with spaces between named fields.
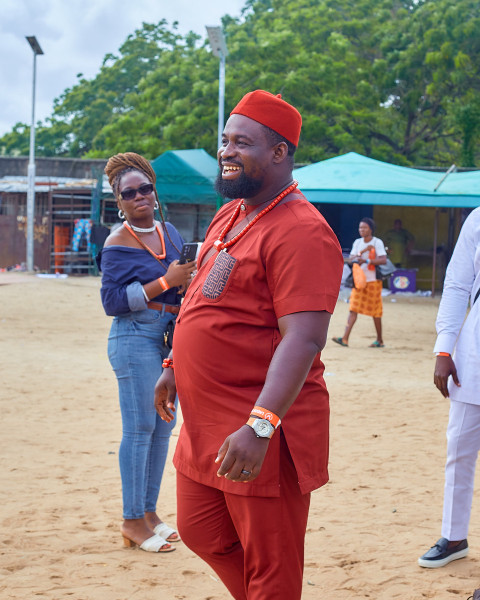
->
xmin=213 ymin=181 xmax=298 ymax=252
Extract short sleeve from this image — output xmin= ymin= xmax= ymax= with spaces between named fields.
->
xmin=264 ymin=204 xmax=343 ymax=318
xmin=375 ymin=237 xmax=387 ymax=257
xmin=350 ymin=239 xmax=360 ymax=256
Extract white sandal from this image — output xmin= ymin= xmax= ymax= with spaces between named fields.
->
xmin=123 ymin=533 xmax=176 ymax=553
xmin=154 ymin=522 xmax=181 ymax=542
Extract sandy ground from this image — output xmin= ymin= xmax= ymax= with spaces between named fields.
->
xmin=0 ymin=272 xmax=479 ymax=600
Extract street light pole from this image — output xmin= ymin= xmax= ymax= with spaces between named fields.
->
xmin=217 ymin=50 xmax=226 ymax=151
xmin=206 ymin=26 xmax=228 ymax=151
xmin=25 ymin=36 xmax=44 ymax=272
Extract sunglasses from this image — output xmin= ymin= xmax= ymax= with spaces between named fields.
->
xmin=120 ymin=183 xmax=154 ymax=201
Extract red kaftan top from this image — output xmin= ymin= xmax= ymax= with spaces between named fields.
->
xmin=173 ymin=191 xmax=343 ymax=496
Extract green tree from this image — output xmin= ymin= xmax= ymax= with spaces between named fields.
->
xmin=454 ymin=97 xmax=480 ymax=167
xmin=222 ymin=0 xmax=409 ymax=163
xmin=1 ymin=0 xmax=479 ymax=167
xmin=87 ymin=30 xmax=217 ymax=158
xmin=378 ymin=0 xmax=480 ymax=165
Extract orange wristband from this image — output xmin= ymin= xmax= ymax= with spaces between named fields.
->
xmin=436 ymin=352 xmax=450 ymax=357
xmin=162 ymin=358 xmax=173 ymax=369
xmin=158 ymin=276 xmax=170 ymax=291
xmin=250 ymin=406 xmax=281 ymax=429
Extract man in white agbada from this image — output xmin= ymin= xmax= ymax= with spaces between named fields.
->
xmin=418 ymin=207 xmax=480 ymax=568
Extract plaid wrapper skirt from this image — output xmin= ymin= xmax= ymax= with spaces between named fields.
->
xmin=349 ymin=280 xmax=383 ymax=317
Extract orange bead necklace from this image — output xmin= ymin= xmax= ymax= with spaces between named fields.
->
xmin=213 ymin=180 xmax=298 ymax=252
xmin=123 ymin=222 xmax=167 ymax=262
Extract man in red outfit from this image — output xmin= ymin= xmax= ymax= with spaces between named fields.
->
xmin=155 ymin=90 xmax=343 ymax=599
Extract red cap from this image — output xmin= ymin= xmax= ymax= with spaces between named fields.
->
xmin=230 ymin=90 xmax=302 ymax=146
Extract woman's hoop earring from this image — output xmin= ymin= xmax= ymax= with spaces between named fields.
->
xmin=118 ymin=209 xmax=125 ymax=220
xmin=154 ymin=200 xmax=159 ymax=210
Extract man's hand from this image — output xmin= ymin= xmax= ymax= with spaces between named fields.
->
xmin=154 ymin=368 xmax=177 ymax=421
xmin=214 ymin=310 xmax=332 ymax=484
xmin=215 ymin=425 xmax=269 ymax=482
xmin=434 ymin=355 xmax=460 ymax=398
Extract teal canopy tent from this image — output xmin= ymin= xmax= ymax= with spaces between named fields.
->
xmin=151 ymin=149 xmax=220 ymax=206
xmin=293 ymin=152 xmax=480 ymax=294
xmin=293 ymin=152 xmax=480 ymax=208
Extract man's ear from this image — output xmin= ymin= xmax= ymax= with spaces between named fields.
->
xmin=272 ymin=141 xmax=289 ymax=164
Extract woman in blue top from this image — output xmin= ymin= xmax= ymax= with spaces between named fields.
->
xmin=100 ymin=152 xmax=196 ymax=553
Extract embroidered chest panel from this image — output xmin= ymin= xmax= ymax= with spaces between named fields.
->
xmin=202 ymin=251 xmax=237 ymax=300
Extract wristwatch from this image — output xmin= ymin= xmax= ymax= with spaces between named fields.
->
xmin=246 ymin=416 xmax=275 ymax=439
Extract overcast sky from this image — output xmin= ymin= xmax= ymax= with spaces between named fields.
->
xmin=0 ymin=0 xmax=246 ymax=137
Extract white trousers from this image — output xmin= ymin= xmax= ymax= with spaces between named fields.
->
xmin=442 ymin=400 xmax=480 ymax=540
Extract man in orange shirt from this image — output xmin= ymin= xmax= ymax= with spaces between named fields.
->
xmin=155 ymin=90 xmax=343 ymax=599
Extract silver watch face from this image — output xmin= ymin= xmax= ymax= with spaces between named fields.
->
xmin=252 ymin=418 xmax=274 ymax=438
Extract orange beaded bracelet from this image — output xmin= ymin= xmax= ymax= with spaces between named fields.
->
xmin=162 ymin=358 xmax=173 ymax=369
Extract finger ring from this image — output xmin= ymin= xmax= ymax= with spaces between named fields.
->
xmin=241 ymin=469 xmax=251 ymax=475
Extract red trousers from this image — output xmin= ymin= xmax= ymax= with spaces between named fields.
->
xmin=176 ymin=435 xmax=311 ymax=600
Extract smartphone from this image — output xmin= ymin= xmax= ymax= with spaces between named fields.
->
xmin=178 ymin=242 xmax=201 ymax=264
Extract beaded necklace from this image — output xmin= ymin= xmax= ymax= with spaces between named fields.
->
xmin=213 ymin=180 xmax=298 ymax=252
xmin=127 ymin=221 xmax=156 ymax=233
xmin=123 ymin=222 xmax=167 ymax=262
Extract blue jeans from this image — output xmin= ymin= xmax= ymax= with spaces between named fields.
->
xmin=108 ymin=309 xmax=176 ymax=519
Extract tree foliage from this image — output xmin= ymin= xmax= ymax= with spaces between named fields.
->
xmin=1 ymin=0 xmax=479 ymax=166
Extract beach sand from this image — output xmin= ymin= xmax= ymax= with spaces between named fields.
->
xmin=1 ymin=273 xmax=479 ymax=599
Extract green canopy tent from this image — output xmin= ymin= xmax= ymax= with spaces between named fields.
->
xmin=151 ymin=149 xmax=220 ymax=207
xmin=293 ymin=152 xmax=480 ymax=293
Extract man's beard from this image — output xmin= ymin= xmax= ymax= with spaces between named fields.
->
xmin=215 ymin=170 xmax=263 ymax=199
